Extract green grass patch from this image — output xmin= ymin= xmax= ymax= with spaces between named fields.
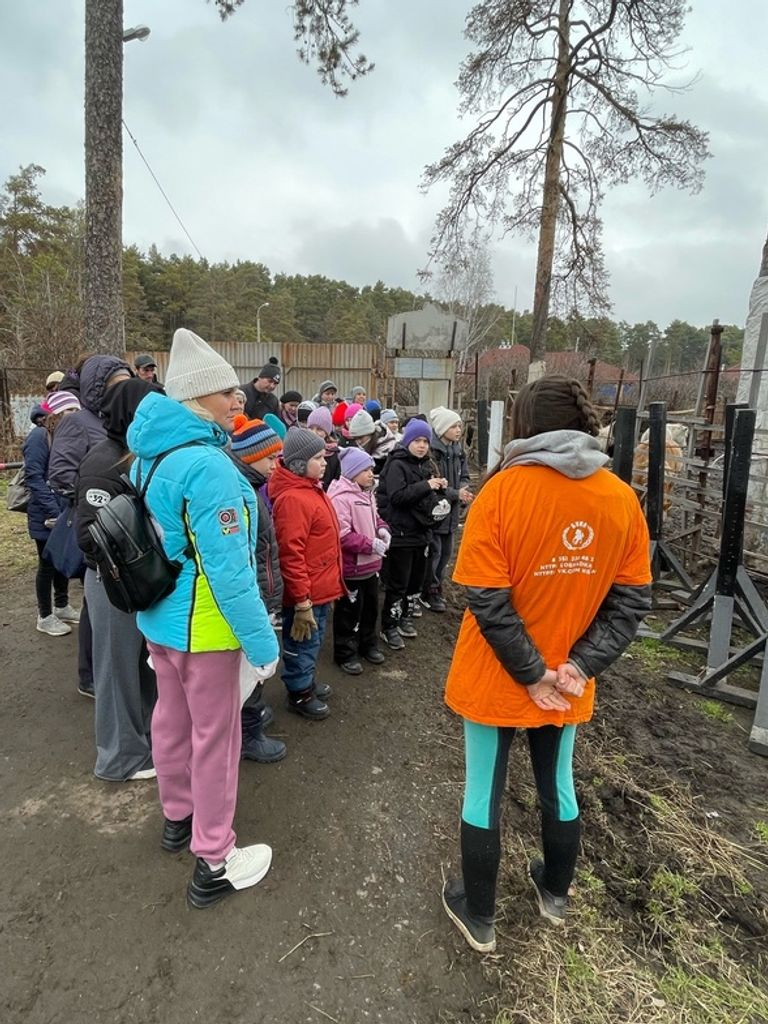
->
xmin=658 ymin=964 xmax=768 ymax=1024
xmin=698 ymin=700 xmax=734 ymax=724
xmin=754 ymin=820 xmax=768 ymax=844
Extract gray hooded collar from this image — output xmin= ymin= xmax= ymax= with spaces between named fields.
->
xmin=500 ymin=430 xmax=608 ymax=479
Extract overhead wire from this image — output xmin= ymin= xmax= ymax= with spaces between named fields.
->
xmin=122 ymin=118 xmax=205 ymax=261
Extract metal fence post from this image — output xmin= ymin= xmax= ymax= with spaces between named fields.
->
xmin=612 ymin=406 xmax=636 ymax=484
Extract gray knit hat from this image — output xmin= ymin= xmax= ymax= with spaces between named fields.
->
xmin=348 ymin=409 xmax=375 ymax=438
xmin=164 ymin=328 xmax=240 ymax=401
xmin=282 ymin=427 xmax=325 ymax=476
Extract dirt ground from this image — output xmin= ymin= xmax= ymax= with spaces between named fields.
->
xmin=2 ymin=547 xmax=768 ymax=1023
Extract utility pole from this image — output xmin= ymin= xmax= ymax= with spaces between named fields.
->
xmin=84 ymin=0 xmax=124 ymax=355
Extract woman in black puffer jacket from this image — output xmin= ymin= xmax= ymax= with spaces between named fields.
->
xmin=75 ymin=378 xmax=160 ymax=782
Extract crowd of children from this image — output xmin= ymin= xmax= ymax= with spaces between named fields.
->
xmin=21 ymin=329 xmax=474 ymax=906
xmin=19 ymin=333 xmax=652 ymax=947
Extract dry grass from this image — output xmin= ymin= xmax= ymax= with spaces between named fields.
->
xmin=482 ymin=733 xmax=768 ymax=1024
xmin=0 ymin=478 xmax=37 ymax=579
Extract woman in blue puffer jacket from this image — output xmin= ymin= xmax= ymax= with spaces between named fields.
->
xmin=127 ymin=328 xmax=280 ymax=910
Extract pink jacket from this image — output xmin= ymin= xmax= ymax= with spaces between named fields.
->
xmin=327 ymin=476 xmax=388 ymax=579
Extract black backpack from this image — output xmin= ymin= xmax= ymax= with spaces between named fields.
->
xmin=88 ymin=442 xmax=198 ymax=614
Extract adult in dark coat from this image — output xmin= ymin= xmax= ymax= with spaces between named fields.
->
xmin=242 ymin=362 xmax=281 ymax=420
xmin=48 ymin=354 xmax=132 ymax=697
xmin=22 ymin=406 xmax=73 ymax=635
xmin=75 ymin=378 xmax=159 ymax=781
xmin=48 ymin=355 xmax=133 ymax=493
xmin=422 ymin=408 xmax=473 ymax=611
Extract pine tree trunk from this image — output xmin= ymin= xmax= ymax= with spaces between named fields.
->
xmin=530 ymin=0 xmax=570 ymax=360
xmin=85 ymin=0 xmax=124 ymax=355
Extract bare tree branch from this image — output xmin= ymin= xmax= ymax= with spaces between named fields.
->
xmin=422 ymin=0 xmax=710 ymax=357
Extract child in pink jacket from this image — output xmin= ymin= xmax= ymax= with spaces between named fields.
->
xmin=327 ymin=447 xmax=390 ymax=675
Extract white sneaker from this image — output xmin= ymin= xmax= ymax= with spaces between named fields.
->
xmin=55 ymin=604 xmax=80 ymax=623
xmin=217 ymin=844 xmax=273 ymax=890
xmin=187 ymin=844 xmax=272 ymax=908
xmin=37 ymin=614 xmax=71 ymax=636
xmin=128 ymin=766 xmax=157 ymax=781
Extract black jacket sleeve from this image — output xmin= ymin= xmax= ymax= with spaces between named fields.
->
xmin=387 ymin=460 xmax=432 ymax=507
xmin=74 ymin=448 xmax=130 ymax=565
xmin=568 ymin=583 xmax=652 ymax=679
xmin=467 ymin=586 xmax=546 ymax=685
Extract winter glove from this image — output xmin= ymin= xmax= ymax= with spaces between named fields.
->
xmin=290 ymin=605 xmax=318 ymax=642
xmin=377 ymin=527 xmax=392 ymax=550
xmin=248 ymin=657 xmax=280 ymax=683
xmin=371 ymin=537 xmax=388 ymax=557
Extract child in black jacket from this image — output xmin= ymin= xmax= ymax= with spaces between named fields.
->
xmin=375 ymin=419 xmax=448 ymax=649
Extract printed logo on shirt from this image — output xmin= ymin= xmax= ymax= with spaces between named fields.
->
xmin=86 ymin=488 xmax=111 ymax=507
xmin=562 ymin=520 xmax=594 ymax=551
xmin=218 ymin=507 xmax=240 ymax=535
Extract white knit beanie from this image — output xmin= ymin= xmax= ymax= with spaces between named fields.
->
xmin=164 ymin=328 xmax=240 ymax=401
xmin=348 ymin=409 xmax=376 ymax=438
xmin=429 ymin=405 xmax=462 ymax=438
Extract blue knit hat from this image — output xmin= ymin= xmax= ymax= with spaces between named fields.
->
xmin=401 ymin=418 xmax=431 ymax=447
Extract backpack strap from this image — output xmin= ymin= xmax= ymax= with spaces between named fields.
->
xmin=136 ymin=441 xmax=203 ymax=499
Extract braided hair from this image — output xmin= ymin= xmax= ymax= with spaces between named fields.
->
xmin=510 ymin=375 xmax=600 ymax=439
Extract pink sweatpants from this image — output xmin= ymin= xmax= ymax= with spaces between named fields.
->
xmin=147 ymin=642 xmax=241 ymax=863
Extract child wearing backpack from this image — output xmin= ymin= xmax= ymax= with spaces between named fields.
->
xmin=375 ymin=419 xmax=448 ymax=650
xmin=327 ymin=447 xmax=389 ymax=675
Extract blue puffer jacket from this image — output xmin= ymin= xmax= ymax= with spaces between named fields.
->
xmin=22 ymin=425 xmax=64 ymax=540
xmin=127 ymin=392 xmax=279 ymax=668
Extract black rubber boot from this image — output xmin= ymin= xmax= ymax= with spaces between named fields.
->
xmin=287 ymin=687 xmax=329 ymax=720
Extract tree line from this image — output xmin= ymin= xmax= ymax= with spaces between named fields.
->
xmin=0 ymin=164 xmax=742 ymax=377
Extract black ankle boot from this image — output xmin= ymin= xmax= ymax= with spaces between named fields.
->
xmin=161 ymin=813 xmax=193 ymax=852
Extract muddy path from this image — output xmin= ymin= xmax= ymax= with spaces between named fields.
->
xmin=2 ymin=573 xmax=768 ymax=1024
xmin=0 ymin=582 xmax=492 ymax=1024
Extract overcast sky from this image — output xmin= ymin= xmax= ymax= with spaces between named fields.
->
xmin=1 ymin=0 xmax=767 ymax=329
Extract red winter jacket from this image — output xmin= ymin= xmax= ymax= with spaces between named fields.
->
xmin=268 ymin=460 xmax=345 ymax=606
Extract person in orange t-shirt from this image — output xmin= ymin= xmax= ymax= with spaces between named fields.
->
xmin=441 ymin=376 xmax=652 ymax=953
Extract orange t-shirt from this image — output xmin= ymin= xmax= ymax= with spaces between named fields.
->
xmin=444 ymin=464 xmax=651 ymax=728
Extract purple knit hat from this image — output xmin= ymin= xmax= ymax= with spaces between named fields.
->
xmin=338 ymin=446 xmax=374 ymax=480
xmin=307 ymin=406 xmax=333 ymax=435
xmin=401 ymin=418 xmax=431 ymax=447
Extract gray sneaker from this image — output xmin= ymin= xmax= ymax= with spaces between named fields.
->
xmin=37 ymin=614 xmax=71 ymax=637
xmin=529 ymin=859 xmax=568 ymax=926
xmin=441 ymin=878 xmax=496 ymax=953
xmin=55 ymin=604 xmax=81 ymax=623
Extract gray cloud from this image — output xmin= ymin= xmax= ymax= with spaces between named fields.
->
xmin=2 ymin=0 xmax=767 ymax=332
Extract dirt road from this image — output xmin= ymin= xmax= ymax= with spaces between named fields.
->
xmin=0 ymin=582 xmax=491 ymax=1024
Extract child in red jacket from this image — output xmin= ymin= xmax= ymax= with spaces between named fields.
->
xmin=269 ymin=428 xmax=345 ymax=720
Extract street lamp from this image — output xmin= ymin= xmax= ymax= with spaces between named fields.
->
xmin=123 ymin=25 xmax=151 ymax=43
xmin=257 ymin=302 xmax=270 ymax=345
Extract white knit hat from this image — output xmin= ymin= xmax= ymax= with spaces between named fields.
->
xmin=164 ymin=328 xmax=240 ymax=401
xmin=429 ymin=405 xmax=462 ymax=438
xmin=348 ymin=409 xmax=376 ymax=438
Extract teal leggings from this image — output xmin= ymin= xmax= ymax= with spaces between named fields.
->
xmin=460 ymin=719 xmax=580 ymax=915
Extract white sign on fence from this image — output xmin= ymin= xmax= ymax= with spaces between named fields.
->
xmin=393 ymin=357 xmax=454 ymax=380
